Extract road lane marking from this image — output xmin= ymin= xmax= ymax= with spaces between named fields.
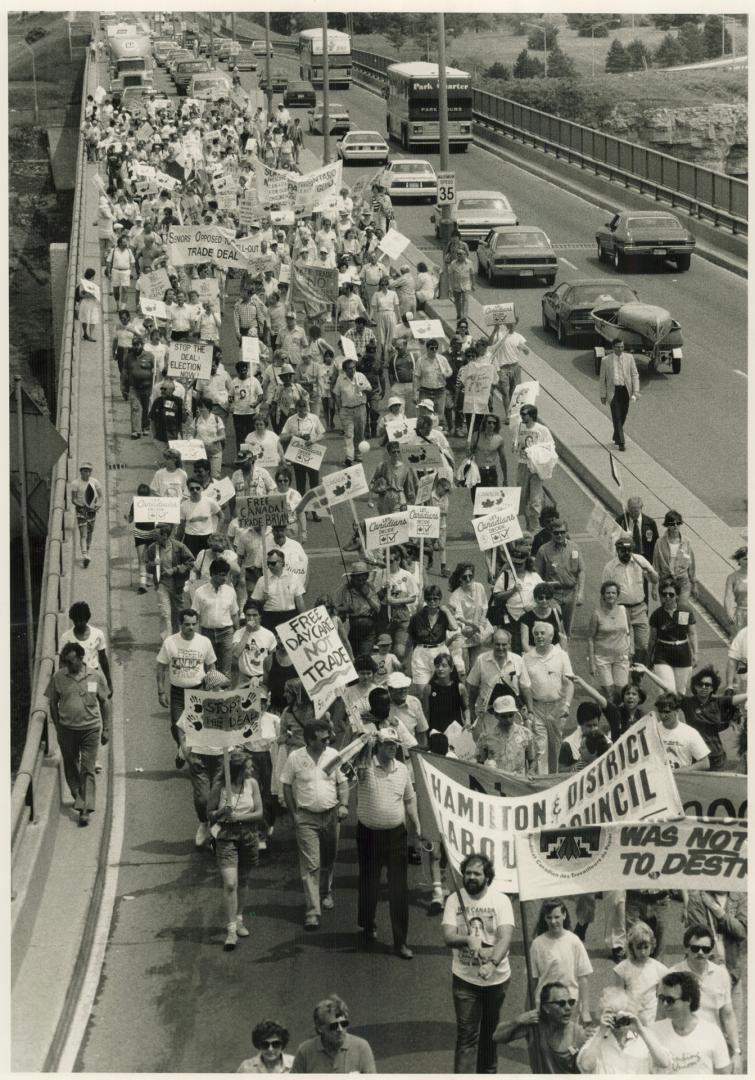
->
xmin=559 ymin=257 xmax=579 ymax=270
xmin=734 ymin=369 xmax=747 ymax=378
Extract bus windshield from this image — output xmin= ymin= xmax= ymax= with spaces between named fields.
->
xmin=407 ymin=90 xmax=472 ymax=121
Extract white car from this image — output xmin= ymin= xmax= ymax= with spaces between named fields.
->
xmin=337 ymin=130 xmax=389 ymax=164
xmin=432 ymin=189 xmax=519 ymax=246
xmin=380 ymin=159 xmax=437 ymax=201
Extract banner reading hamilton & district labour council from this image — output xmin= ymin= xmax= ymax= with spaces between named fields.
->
xmin=515 ymin=817 xmax=748 ymax=900
xmin=412 ymin=715 xmax=683 ymax=893
xmin=276 ymin=605 xmax=357 ymax=704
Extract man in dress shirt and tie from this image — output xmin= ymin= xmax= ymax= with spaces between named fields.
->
xmin=615 ymin=496 xmax=659 ymax=563
xmin=599 ymin=339 xmax=640 ymax=451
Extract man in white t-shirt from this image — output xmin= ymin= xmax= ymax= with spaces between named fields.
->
xmin=653 ymin=693 xmax=710 ymax=770
xmin=650 ymin=970 xmax=731 ymax=1074
xmin=232 ymin=601 xmax=277 ymax=687
xmin=442 ymin=852 xmax=515 ymax=1074
xmin=490 ymin=320 xmax=530 ymax=424
xmin=669 ymin=925 xmax=741 ymax=1072
xmin=156 ymin=608 xmax=216 ymax=761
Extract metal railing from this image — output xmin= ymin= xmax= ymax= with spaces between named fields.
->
xmin=352 ymin=47 xmax=748 ymax=235
xmin=11 ymin=54 xmax=90 ymax=863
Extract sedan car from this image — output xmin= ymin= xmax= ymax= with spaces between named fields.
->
xmin=541 ymin=278 xmax=640 ymax=344
xmin=166 ymin=49 xmax=193 ymax=77
xmin=188 ymin=71 xmax=233 ymax=101
xmin=380 ymin=159 xmax=437 ymax=201
xmin=595 ymin=211 xmax=695 ymax=271
xmin=259 ymin=69 xmax=289 ymax=93
xmin=233 ymin=50 xmax=257 ymax=71
xmin=337 ymin=130 xmax=389 ymax=164
xmin=431 ymin=189 xmax=518 ymax=246
xmin=477 ymin=226 xmax=558 ymax=285
xmin=283 ymin=80 xmax=316 ymax=108
xmin=153 ymin=40 xmax=175 ymax=65
xmin=308 ymin=102 xmax=351 ymax=136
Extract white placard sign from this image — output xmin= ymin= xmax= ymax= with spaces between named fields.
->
xmin=414 ymin=471 xmax=437 ymax=505
xmin=364 ymin=511 xmax=411 ymax=551
xmin=473 ymin=487 xmax=522 ymax=517
xmin=168 ymin=438 xmax=207 ymax=462
xmin=166 ymin=341 xmax=213 ymax=380
xmin=139 ymin=267 xmax=172 ymax=301
xmin=284 ymin=437 xmax=327 ymax=471
xmin=209 ymin=475 xmax=237 ymax=506
xmin=241 ymin=336 xmax=261 ymax=365
xmin=378 ymin=228 xmax=410 ymax=261
xmin=339 ymin=336 xmax=358 ymax=362
xmin=79 ymin=279 xmax=101 ymax=303
xmin=276 ymin=606 xmax=358 ymax=703
xmin=509 ymin=380 xmax=540 ymax=412
xmin=472 ymin=508 xmax=524 ymax=551
xmin=483 ymin=302 xmax=516 ymax=326
xmin=384 ymin=416 xmax=416 ymax=443
xmin=321 ymin=464 xmax=369 ymax=507
xmin=400 ymin=440 xmax=443 ymax=470
xmin=192 ymin=276 xmax=220 ymax=312
xmin=461 ymin=360 xmax=496 ymax=415
xmin=409 ymin=318 xmax=446 ymax=342
xmin=179 ymin=688 xmax=265 ymax=751
xmin=140 ymin=297 xmax=169 ymax=320
xmin=407 ymin=504 xmax=440 ymax=539
xmin=132 ymin=496 xmax=180 ymax=524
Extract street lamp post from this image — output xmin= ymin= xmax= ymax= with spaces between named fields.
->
xmin=321 ymin=14 xmax=330 ymax=165
xmin=21 ymin=39 xmax=39 ymax=123
xmin=524 ymin=22 xmax=547 ymax=77
xmin=590 ymin=22 xmax=613 ymax=77
xmin=264 ymin=12 xmax=273 ymax=117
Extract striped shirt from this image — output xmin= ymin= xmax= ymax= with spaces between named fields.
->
xmin=357 ymin=757 xmax=414 ymax=830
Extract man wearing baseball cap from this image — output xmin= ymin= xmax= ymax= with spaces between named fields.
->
xmin=355 ymin=726 xmax=420 ymax=958
xmin=386 ymin=671 xmax=428 ymax=750
xmin=476 ymin=696 xmax=535 ymax=777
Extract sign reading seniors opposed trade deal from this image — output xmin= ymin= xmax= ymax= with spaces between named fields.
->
xmin=321 ymin=463 xmax=369 ymax=507
xmin=412 ymin=715 xmax=682 ymax=892
xmin=167 ymin=226 xmax=247 ymax=271
xmin=284 ymin=436 xmax=327 ymax=471
xmin=472 ymin=506 xmax=523 ymax=550
xmin=167 ymin=341 xmax=213 ymax=381
xmin=473 ymin=487 xmax=521 ymax=517
xmin=365 ymin=511 xmax=411 ymax=551
xmin=277 ymin=605 xmax=357 ymax=706
xmin=132 ymin=496 xmax=180 ymax=524
xmin=179 ymin=687 xmax=266 ymax=752
xmin=515 ymin=817 xmax=748 ymax=900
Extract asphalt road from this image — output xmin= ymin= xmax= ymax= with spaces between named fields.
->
xmin=274 ymin=62 xmax=748 ymax=528
xmin=71 ymin=62 xmax=739 ymax=1072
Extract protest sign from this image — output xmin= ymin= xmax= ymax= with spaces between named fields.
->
xmin=407 ymin=504 xmax=440 ymax=539
xmin=133 ymin=178 xmax=159 ymax=197
xmin=192 ymin=276 xmax=220 ymax=313
xmin=284 ymin=437 xmax=327 ymax=471
xmin=473 ymin=487 xmax=521 ymax=517
xmin=244 ymin=437 xmax=280 ymax=470
xmin=444 ymin=722 xmax=477 ymax=763
xmin=167 ymin=226 xmax=196 ymax=266
xmin=255 ymin=158 xmax=292 ymax=207
xmin=168 ymin=438 xmax=206 ymax=461
xmin=135 ymin=121 xmax=154 ymax=143
xmin=241 ymin=336 xmax=261 ymax=366
xmin=378 ymin=228 xmax=411 ymax=262
xmin=153 ymin=168 xmax=180 ymax=191
xmin=276 ymin=606 xmax=357 ymax=703
xmin=295 ymin=159 xmax=342 ymax=213
xmin=132 ymin=496 xmax=180 ymax=524
xmin=79 ymin=279 xmax=101 ymax=303
xmin=483 ymin=302 xmax=516 ymax=327
xmin=515 ymin=817 xmax=747 ymax=900
xmin=271 ymin=208 xmax=295 ymax=227
xmin=384 ymin=416 xmax=416 ymax=443
xmin=235 ymin=494 xmax=289 ymax=531
xmin=167 ymin=340 xmax=213 ymax=380
xmin=472 ymin=507 xmax=523 ymax=550
xmin=189 ymin=226 xmax=247 ymax=271
xmin=461 ymin=360 xmax=495 ymax=415
xmin=415 ymin=471 xmax=437 ymax=505
xmin=509 ymin=381 xmax=540 ymax=414
xmin=208 ymin=475 xmax=236 ymax=507
xmin=139 ymin=267 xmax=172 ymax=301
xmin=321 ymin=463 xmax=369 ymax=507
xmin=151 ymin=97 xmax=170 ymax=112
xmin=278 ymin=262 xmax=291 ymax=285
xmin=238 ymin=189 xmax=260 ymax=226
xmin=413 ymin=716 xmax=684 ymax=891
xmin=140 ymin=297 xmax=169 ymax=321
xmin=409 ymin=318 xmax=446 ymax=342
xmin=364 ymin=511 xmax=411 ymax=551
xmin=400 ymin=440 xmax=443 ymax=470
xmin=291 ymin=264 xmax=338 ymax=318
xmin=339 ymin=335 xmax=358 ymax=362
xmin=179 ymin=687 xmax=265 ymax=752
xmin=215 ymin=192 xmax=238 ymax=211
xmin=311 ymin=681 xmax=341 ymax=720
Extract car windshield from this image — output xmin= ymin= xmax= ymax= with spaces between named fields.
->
xmin=194 ymin=77 xmax=227 ymax=87
xmin=497 ymin=232 xmax=549 ymax=248
xmin=627 ymin=216 xmax=682 ymax=230
xmin=458 ymin=198 xmax=510 ymax=212
xmin=393 ymin=163 xmax=432 ymax=175
xmin=569 ymin=284 xmax=637 ymax=304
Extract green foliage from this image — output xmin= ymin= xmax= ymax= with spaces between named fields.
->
xmin=626 ymin=38 xmax=652 ymax=72
xmin=567 ymin=14 xmax=620 ymax=37
xmin=654 ymin=32 xmax=686 ymax=69
xmin=651 ymin=15 xmax=691 ymax=31
xmin=546 ymin=44 xmax=576 ymax=79
xmin=677 ymin=21 xmax=705 ymax=63
xmin=513 ymin=48 xmax=545 ymax=79
xmin=484 ymin=61 xmax=511 ymax=81
xmin=527 ymin=19 xmax=559 ymax=52
xmin=703 ymin=15 xmax=732 ymax=59
xmin=605 ymin=38 xmax=631 ymax=73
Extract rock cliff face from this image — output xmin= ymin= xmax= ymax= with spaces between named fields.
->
xmin=609 ymin=104 xmax=748 ymax=177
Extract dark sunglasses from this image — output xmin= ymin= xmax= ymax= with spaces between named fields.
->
xmin=657 ymin=993 xmax=681 ymax=1006
xmin=427 ymin=345 xmax=438 ymax=350
xmin=547 ymin=998 xmax=576 ymax=1008
xmin=261 ymin=1039 xmax=282 ymax=1049
xmin=697 ymin=681 xmax=714 ymax=688
xmin=188 ymin=486 xmax=202 ymax=492
xmin=688 ymin=943 xmax=713 ymax=954
xmin=329 ymin=1019 xmax=350 ymax=1031
xmin=267 ymin=560 xmax=281 ymax=567
xmin=657 ymin=705 xmax=675 ymax=713
xmin=461 ymin=574 xmax=474 ymax=581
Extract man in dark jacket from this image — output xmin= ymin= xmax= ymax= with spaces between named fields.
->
xmin=121 ymin=336 xmax=154 ymax=439
xmin=615 ymin=495 xmax=659 ymax=561
xmin=149 ymin=378 xmax=184 ymax=447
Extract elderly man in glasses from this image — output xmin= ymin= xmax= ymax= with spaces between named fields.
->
xmin=291 ymin=994 xmax=376 ymax=1073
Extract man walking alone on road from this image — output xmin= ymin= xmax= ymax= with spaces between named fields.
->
xmin=599 ymin=339 xmax=639 ymax=452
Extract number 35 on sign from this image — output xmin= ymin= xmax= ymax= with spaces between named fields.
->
xmin=436 ymin=172 xmax=456 ymax=206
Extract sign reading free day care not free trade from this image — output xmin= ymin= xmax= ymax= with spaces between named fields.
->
xmin=277 ymin=605 xmax=357 ymax=703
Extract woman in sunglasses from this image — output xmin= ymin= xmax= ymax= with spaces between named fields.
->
xmin=652 ymin=511 xmax=697 ymax=603
xmin=468 ymin=414 xmax=507 ymax=504
xmin=494 ymin=980 xmax=589 ymax=1073
xmin=238 ymin=1018 xmax=293 ymax=1073
xmin=647 ymin=577 xmax=697 ymax=694
xmin=448 ymin=562 xmax=492 ymax=672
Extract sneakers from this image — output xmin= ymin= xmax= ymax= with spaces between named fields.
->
xmin=236 ymin=915 xmax=250 ymax=938
xmin=138 ymin=585 xmax=147 ymax=594
xmin=321 ymin=894 xmax=334 ymax=910
xmin=83 ymin=555 xmax=91 ymax=568
xmin=304 ymin=914 xmax=320 ymax=931
xmin=224 ymin=923 xmax=238 ymax=951
xmin=95 ymin=760 xmax=102 ymax=774
xmin=395 ymin=944 xmax=413 ymax=960
xmin=195 ymin=822 xmax=211 ymax=848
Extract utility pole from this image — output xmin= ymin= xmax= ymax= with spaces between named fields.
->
xmin=14 ymin=376 xmax=35 ymax=686
xmin=264 ymin=12 xmax=273 ymax=117
xmin=437 ymin=12 xmax=451 ymax=241
xmin=322 ymin=13 xmax=330 ymax=165
xmin=209 ymin=16 xmax=214 ymax=67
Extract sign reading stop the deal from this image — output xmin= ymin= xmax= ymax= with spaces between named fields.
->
xmin=284 ymin=437 xmax=327 ymax=471
xmin=407 ymin=504 xmax=440 ymax=539
xmin=132 ymin=496 xmax=180 ymax=524
xmin=472 ymin=507 xmax=523 ymax=551
xmin=364 ymin=511 xmax=411 ymax=551
xmin=167 ymin=340 xmax=213 ymax=380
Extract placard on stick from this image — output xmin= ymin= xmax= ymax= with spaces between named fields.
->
xmin=166 ymin=340 xmax=213 ymax=381
xmin=472 ymin=507 xmax=523 ymax=551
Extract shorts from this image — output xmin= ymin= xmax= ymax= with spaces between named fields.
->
xmin=214 ymin=829 xmax=259 ymax=874
xmin=110 ymin=268 xmax=131 ymax=288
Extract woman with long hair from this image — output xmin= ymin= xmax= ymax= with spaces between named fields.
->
xmin=647 ymin=576 xmax=698 ymax=694
xmin=421 ymin=652 xmax=470 ymax=733
xmin=447 ymin=562 xmax=491 ymax=672
xmin=469 ymin=414 xmax=507 ymax=503
xmin=530 ymin=898 xmax=593 ymax=1026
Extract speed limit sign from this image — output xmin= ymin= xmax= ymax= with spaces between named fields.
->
xmin=436 ymin=171 xmax=456 ymax=206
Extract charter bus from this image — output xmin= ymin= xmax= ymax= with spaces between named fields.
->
xmin=386 ymin=62 xmax=473 ymax=151
xmin=298 ymin=28 xmax=352 ymax=89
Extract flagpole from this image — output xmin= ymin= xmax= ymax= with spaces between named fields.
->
xmin=518 ymin=898 xmax=543 ymax=1072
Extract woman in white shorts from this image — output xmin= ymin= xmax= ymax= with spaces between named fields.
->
xmin=404 ymin=584 xmax=461 ymax=689
xmin=587 ymin=580 xmax=631 ymax=703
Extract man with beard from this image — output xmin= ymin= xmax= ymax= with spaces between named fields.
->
xmin=442 ymin=852 xmax=515 ymax=1074
xmin=602 ymin=533 xmax=658 ymax=664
